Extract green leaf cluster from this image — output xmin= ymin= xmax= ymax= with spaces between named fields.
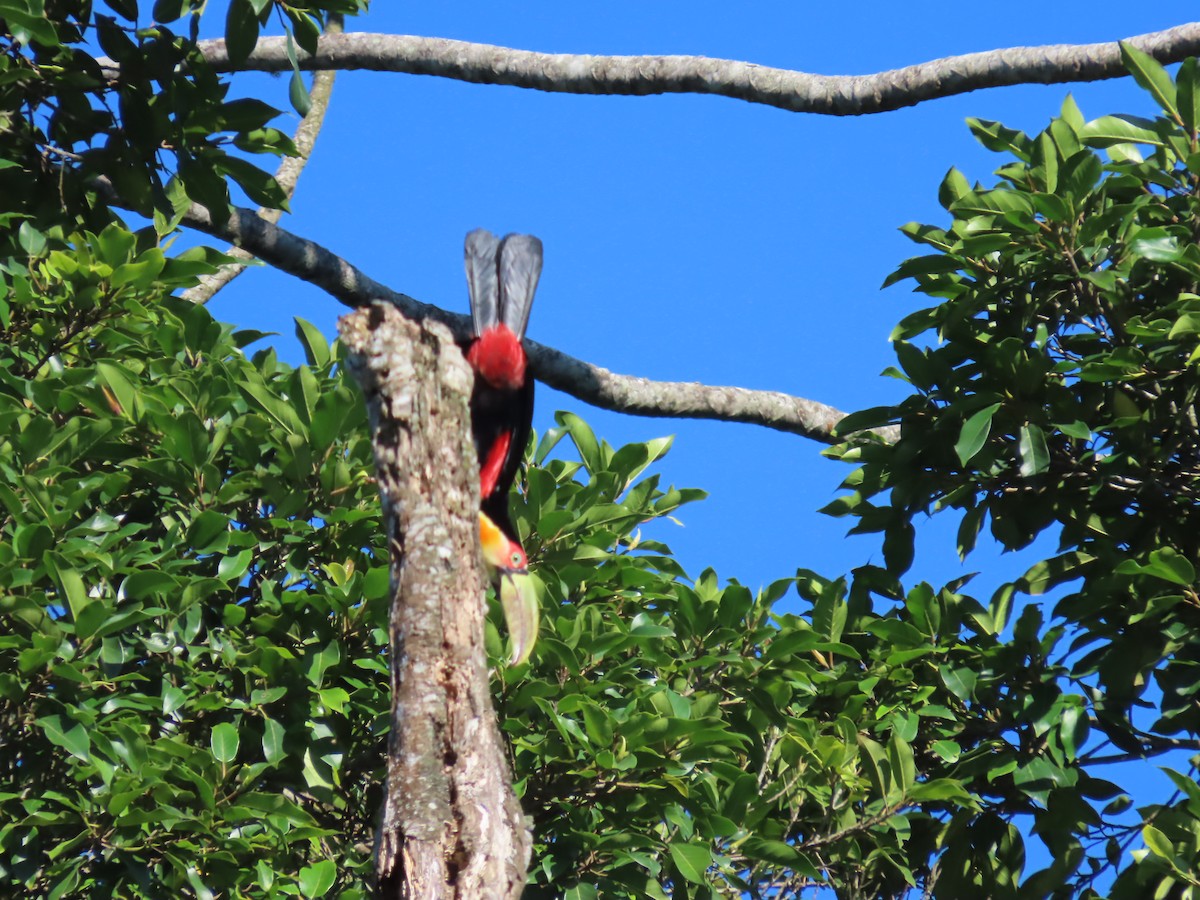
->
xmin=0 ymin=0 xmax=363 ymax=230
xmin=6 ymin=9 xmax=1200 ymax=896
xmin=0 ymin=217 xmax=386 ymax=896
xmin=829 ymin=47 xmax=1200 ymax=897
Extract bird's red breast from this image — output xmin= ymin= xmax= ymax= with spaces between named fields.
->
xmin=467 ymin=325 xmax=527 ymax=390
xmin=479 ymin=430 xmax=512 ymax=500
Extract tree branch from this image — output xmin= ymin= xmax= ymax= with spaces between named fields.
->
xmin=173 ymin=200 xmax=882 ymax=444
xmin=173 ymin=23 xmax=1200 ymax=116
xmin=180 ymin=21 xmax=342 ymax=305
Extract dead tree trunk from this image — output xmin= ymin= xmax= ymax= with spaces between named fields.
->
xmin=339 ymin=301 xmax=530 ymax=899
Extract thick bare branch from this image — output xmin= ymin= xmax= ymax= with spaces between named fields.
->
xmin=181 ymin=23 xmax=342 ymax=304
xmin=174 ymin=200 xmax=877 ymax=443
xmin=180 ymin=23 xmax=1200 ymax=116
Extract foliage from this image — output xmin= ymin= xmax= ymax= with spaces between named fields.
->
xmin=0 ymin=0 xmax=362 ymax=233
xmin=829 ymin=43 xmax=1200 ymax=898
xmin=5 ymin=2 xmax=1200 ymax=898
xmin=502 ymin=421 xmax=980 ymax=899
xmin=0 ymin=216 xmax=387 ymax=896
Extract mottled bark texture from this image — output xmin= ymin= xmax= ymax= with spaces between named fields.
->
xmin=338 ymin=302 xmax=530 ymax=899
xmin=184 ymin=23 xmax=1200 ymax=116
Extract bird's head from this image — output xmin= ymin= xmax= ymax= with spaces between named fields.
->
xmin=479 ymin=510 xmax=528 ymax=574
xmin=478 ymin=512 xmax=538 ymax=665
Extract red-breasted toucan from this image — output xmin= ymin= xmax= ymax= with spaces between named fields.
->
xmin=462 ymin=228 xmax=542 ymax=665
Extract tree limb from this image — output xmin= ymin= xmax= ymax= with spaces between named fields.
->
xmin=170 ymin=23 xmax=1200 ymax=116
xmin=174 ymin=200 xmax=884 ymax=444
xmin=180 ymin=21 xmax=342 ymax=305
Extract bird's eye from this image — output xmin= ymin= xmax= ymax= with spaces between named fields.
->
xmin=511 ymin=551 xmax=522 ymax=567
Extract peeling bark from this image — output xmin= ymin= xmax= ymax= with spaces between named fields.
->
xmin=339 ymin=302 xmax=530 ymax=899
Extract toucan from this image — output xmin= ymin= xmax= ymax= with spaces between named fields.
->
xmin=462 ymin=228 xmax=542 ymax=665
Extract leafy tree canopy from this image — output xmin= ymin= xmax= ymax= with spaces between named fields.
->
xmin=2 ymin=3 xmax=1200 ymax=899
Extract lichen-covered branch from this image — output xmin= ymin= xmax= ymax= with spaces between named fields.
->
xmin=338 ymin=301 xmax=529 ymax=899
xmin=181 ymin=22 xmax=342 ymax=304
xmin=177 ymin=23 xmax=1200 ymax=116
xmin=174 ymin=200 xmax=880 ymax=443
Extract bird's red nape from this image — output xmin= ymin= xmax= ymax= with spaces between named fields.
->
xmin=467 ymin=325 xmax=527 ymax=390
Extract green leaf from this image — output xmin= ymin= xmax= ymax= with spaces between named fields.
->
xmin=812 ymin=579 xmax=846 ymax=643
xmin=47 ymin=560 xmax=89 ymax=622
xmin=224 ymin=0 xmax=260 ymax=66
xmin=557 ymin=411 xmax=604 ymax=474
xmin=1129 ymin=226 xmax=1183 ymax=262
xmin=289 ymin=69 xmax=312 ymax=117
xmin=832 ymin=405 xmax=895 ymax=437
xmin=298 ymin=859 xmax=336 ymax=898
xmin=881 ymin=253 xmax=963 ymax=289
xmin=667 ymin=842 xmax=711 ymax=884
xmin=742 ymin=839 xmax=819 ymax=876
xmin=295 ymin=318 xmax=331 ymax=369
xmin=261 ymin=717 xmax=286 ymax=764
xmin=1057 ymin=420 xmax=1092 ymax=440
xmin=937 ymin=167 xmax=971 ymax=208
xmin=1119 ymin=41 xmax=1179 ymax=122
xmin=887 ymin=732 xmax=916 ymax=796
xmin=1115 ymin=548 xmax=1196 ymax=585
xmin=240 ymin=379 xmax=304 ymax=433
xmin=217 ymin=98 xmax=282 ymax=134
xmin=1161 ymin=768 xmax=1200 ymax=814
xmin=187 ymin=510 xmax=231 ymax=553
xmin=1059 ymin=705 xmax=1088 ymax=760
xmin=932 ymin=740 xmax=961 ymax=762
xmin=1080 ymin=114 xmax=1164 ymax=148
xmin=966 ymin=118 xmax=1031 ymax=159
xmin=211 ymin=722 xmax=240 ymax=762
xmin=95 ymin=361 xmax=139 ymax=419
xmin=1017 ymin=423 xmax=1049 ymax=477
xmin=18 ymin=220 xmax=47 ymax=255
xmin=105 ymin=0 xmax=139 ymax=18
xmin=217 ymin=548 xmax=253 ymax=582
xmin=1021 ymin=551 xmax=1094 ymax=595
xmin=152 ymin=0 xmax=184 ymax=21
xmin=2 ymin=5 xmax=60 ymax=46
xmin=163 ymin=685 xmax=186 ymax=716
xmin=1141 ymin=824 xmax=1175 ymax=860
xmin=218 ymin=155 xmax=288 ymax=210
xmin=1179 ymin=57 xmax=1200 ymax=134
xmin=955 ymin=402 xmax=1001 ymax=465
xmin=941 ymin=666 xmax=977 ymax=702
xmin=883 ymin=521 xmax=915 ymax=575
xmin=1035 ymin=131 xmax=1059 ymax=192
xmin=38 ymin=715 xmax=91 ymax=762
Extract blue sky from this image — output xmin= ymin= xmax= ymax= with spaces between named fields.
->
xmin=197 ymin=3 xmax=1192 ymax=886
xmin=208 ymin=2 xmax=1183 ymax=596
